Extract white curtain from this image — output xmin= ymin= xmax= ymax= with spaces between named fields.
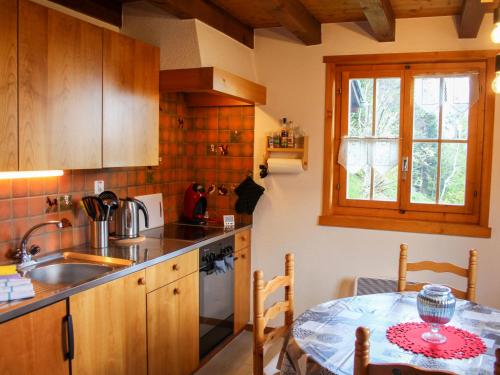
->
xmin=338 ymin=137 xmax=399 ymax=173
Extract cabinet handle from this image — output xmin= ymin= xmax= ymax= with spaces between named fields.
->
xmin=172 ymin=264 xmax=179 ymax=271
xmin=240 ymin=236 xmax=247 ymax=242
xmin=233 ymin=257 xmax=239 ymax=261
xmin=66 ymin=314 xmax=75 ymax=360
xmin=173 ymin=288 xmax=180 ymax=295
xmin=241 ymin=254 xmax=246 ymax=259
xmin=138 ymin=277 xmax=146 ymax=285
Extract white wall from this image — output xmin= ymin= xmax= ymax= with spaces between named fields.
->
xmin=252 ymin=16 xmax=500 ymax=315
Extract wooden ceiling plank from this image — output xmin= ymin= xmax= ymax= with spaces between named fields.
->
xmin=47 ymin=0 xmax=122 ymax=26
xmin=270 ymin=0 xmax=321 ymax=45
xmin=459 ymin=0 xmax=486 ymax=38
xmin=359 ymin=0 xmax=395 ymax=42
xmin=148 ymin=0 xmax=254 ymax=48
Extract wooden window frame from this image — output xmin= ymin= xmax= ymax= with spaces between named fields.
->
xmin=319 ymin=51 xmax=497 ymax=238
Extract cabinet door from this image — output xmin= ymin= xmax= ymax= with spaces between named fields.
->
xmin=18 ymin=0 xmax=102 ymax=170
xmin=103 ymin=30 xmax=159 ymax=168
xmin=0 ymin=300 xmax=70 ymax=374
xmin=234 ymin=246 xmax=251 ymax=332
xmin=147 ymin=271 xmax=199 ymax=375
xmin=70 ymin=271 xmax=147 ymax=375
xmin=0 ymin=0 xmax=18 ymax=171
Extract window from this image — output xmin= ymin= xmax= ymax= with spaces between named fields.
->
xmin=320 ymin=51 xmax=496 ymax=237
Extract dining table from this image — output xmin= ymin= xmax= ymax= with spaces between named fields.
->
xmin=279 ymin=292 xmax=500 ymax=375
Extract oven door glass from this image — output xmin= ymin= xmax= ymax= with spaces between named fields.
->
xmin=199 ymin=260 xmax=234 ymax=359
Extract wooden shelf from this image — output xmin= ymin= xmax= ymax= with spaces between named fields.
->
xmin=264 ymin=136 xmax=309 ymax=171
xmin=266 ymin=147 xmax=305 ymax=153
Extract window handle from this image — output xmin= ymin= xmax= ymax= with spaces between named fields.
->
xmin=402 ymin=157 xmax=409 ymax=180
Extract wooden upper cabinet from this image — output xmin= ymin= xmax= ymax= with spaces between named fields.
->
xmin=103 ymin=30 xmax=160 ymax=168
xmin=0 ymin=300 xmax=70 ymax=375
xmin=0 ymin=0 xmax=18 ymax=171
xmin=70 ymin=271 xmax=147 ymax=375
xmin=18 ymin=0 xmax=102 ymax=170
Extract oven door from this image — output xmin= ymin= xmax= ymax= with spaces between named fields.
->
xmin=199 ymin=259 xmax=234 ymax=359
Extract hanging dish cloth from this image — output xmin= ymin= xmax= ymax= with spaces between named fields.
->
xmin=235 ymin=176 xmax=265 ymax=215
xmin=214 ymin=259 xmax=227 ymax=274
xmin=224 ymin=255 xmax=234 ymax=270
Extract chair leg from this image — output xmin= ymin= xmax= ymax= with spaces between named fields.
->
xmin=253 ymin=344 xmax=264 ymax=375
xmin=254 ymin=270 xmax=265 ymax=375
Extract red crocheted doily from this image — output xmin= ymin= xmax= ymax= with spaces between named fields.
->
xmin=386 ymin=322 xmax=486 ymax=359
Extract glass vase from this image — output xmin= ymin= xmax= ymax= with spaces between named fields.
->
xmin=417 ymin=284 xmax=456 ymax=344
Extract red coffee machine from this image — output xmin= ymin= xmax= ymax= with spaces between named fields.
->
xmin=182 ymin=183 xmax=207 ymax=224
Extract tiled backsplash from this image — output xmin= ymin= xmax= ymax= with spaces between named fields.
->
xmin=186 ymin=106 xmax=255 ymax=225
xmin=0 ymin=94 xmax=255 ymax=262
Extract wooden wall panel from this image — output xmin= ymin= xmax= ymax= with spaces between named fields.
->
xmin=0 ymin=0 xmax=18 ymax=171
xmin=18 ymin=0 xmax=103 ymax=170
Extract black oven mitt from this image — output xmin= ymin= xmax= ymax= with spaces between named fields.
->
xmin=234 ymin=177 xmax=265 ymax=215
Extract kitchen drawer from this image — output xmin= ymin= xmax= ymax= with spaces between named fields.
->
xmin=235 ymin=229 xmax=251 ymax=252
xmin=146 ymin=249 xmax=199 ymax=293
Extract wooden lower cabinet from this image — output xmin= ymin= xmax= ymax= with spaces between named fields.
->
xmin=234 ymin=246 xmax=251 ymax=332
xmin=147 ymin=271 xmax=199 ymax=375
xmin=0 ymin=300 xmax=69 ymax=375
xmin=70 ymin=271 xmax=147 ymax=375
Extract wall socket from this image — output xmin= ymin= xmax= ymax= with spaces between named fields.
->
xmin=94 ymin=180 xmax=104 ymax=195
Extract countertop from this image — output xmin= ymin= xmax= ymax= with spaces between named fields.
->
xmin=0 ymin=223 xmax=251 ymax=323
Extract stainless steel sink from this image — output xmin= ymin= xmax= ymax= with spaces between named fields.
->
xmin=27 ymin=263 xmax=114 ymax=285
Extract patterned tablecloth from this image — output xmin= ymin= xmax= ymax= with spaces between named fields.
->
xmin=280 ymin=293 xmax=500 ymax=375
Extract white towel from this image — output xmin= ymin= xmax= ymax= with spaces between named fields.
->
xmin=224 ymin=255 xmax=234 ymax=270
xmin=214 ymin=259 xmax=227 ymax=274
xmin=0 ymin=278 xmax=32 ymax=287
xmin=0 ymin=284 xmax=34 ymax=294
xmin=0 ymin=289 xmax=35 ymax=302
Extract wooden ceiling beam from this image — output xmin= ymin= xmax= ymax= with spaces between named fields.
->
xmin=458 ymin=0 xmax=486 ymax=38
xmin=47 ymin=0 xmax=122 ymax=27
xmin=270 ymin=0 xmax=321 ymax=45
xmin=148 ymin=0 xmax=254 ymax=48
xmin=359 ymin=0 xmax=395 ymax=42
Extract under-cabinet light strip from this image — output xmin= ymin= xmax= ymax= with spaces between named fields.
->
xmin=0 ymin=170 xmax=64 ymax=179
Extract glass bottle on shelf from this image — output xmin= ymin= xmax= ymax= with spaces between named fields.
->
xmin=287 ymin=121 xmax=295 ymax=148
xmin=268 ymin=132 xmax=274 ymax=148
xmin=280 ymin=118 xmax=288 ymax=148
xmin=273 ymin=131 xmax=280 ymax=148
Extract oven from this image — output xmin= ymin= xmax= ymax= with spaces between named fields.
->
xmin=199 ymin=236 xmax=235 ymax=359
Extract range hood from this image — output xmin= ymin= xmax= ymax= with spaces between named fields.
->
xmin=159 ymin=67 xmax=266 ymax=106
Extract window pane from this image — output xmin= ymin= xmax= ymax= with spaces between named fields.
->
xmin=442 ymin=77 xmax=469 ymax=140
xmin=375 ymin=78 xmax=401 ymax=137
xmin=349 ymin=79 xmax=373 ymax=136
xmin=347 ymin=165 xmax=371 ymax=200
xmin=373 ymin=166 xmax=398 ymax=201
xmin=413 ymin=78 xmax=439 ymax=139
xmin=439 ymin=143 xmax=467 ymax=205
xmin=411 ymin=142 xmax=438 ymax=204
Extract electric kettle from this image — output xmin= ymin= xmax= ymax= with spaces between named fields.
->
xmin=115 ymin=198 xmax=149 ymax=238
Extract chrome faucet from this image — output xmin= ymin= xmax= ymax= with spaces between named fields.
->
xmin=15 ymin=218 xmax=72 ymax=269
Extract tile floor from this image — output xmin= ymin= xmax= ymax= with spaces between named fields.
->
xmin=194 ymin=331 xmax=282 ymax=375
